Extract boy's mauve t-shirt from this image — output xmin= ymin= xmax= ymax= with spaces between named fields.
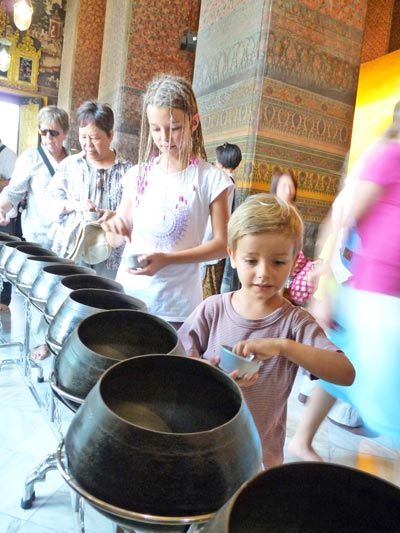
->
xmin=178 ymin=293 xmax=339 ymax=468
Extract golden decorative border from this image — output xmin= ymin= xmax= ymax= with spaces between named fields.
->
xmin=0 ymin=5 xmax=41 ymax=91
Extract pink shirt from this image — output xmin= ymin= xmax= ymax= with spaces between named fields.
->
xmin=178 ymin=293 xmax=339 ymax=468
xmin=349 ymin=141 xmax=400 ymax=296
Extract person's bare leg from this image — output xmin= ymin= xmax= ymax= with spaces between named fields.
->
xmin=288 ymin=383 xmax=336 ymax=461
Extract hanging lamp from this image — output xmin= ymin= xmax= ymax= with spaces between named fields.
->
xmin=14 ymin=0 xmax=33 ymax=32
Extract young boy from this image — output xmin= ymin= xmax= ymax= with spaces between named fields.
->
xmin=202 ymin=142 xmax=242 ymax=298
xmin=179 ymin=193 xmax=354 ymax=468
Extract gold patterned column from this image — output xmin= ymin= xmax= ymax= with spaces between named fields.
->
xmin=194 ymin=0 xmax=369 ymax=229
xmin=58 ymin=0 xmax=107 ymax=150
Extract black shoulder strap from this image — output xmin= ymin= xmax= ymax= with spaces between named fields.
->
xmin=228 ymin=174 xmax=236 ymax=213
xmin=0 ymin=145 xmax=6 ymax=154
xmin=38 ymin=144 xmax=55 ymax=176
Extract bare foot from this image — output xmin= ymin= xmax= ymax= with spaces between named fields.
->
xmin=288 ymin=434 xmax=324 ymax=462
xmin=30 ymin=344 xmax=51 ymax=360
xmin=0 ymin=304 xmax=10 ymax=311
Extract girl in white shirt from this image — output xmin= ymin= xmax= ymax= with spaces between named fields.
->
xmin=103 ymin=74 xmax=233 ymax=327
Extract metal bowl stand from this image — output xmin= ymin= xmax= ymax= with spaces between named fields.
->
xmin=56 ymin=440 xmax=212 ymax=533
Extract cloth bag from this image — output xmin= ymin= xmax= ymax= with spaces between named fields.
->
xmin=68 ymin=222 xmax=111 ymax=265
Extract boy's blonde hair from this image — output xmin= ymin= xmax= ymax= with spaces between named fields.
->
xmin=228 ymin=193 xmax=303 ymax=255
xmin=138 ymin=74 xmax=207 ymax=167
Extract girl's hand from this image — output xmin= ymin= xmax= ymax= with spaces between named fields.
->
xmin=72 ymin=199 xmax=95 ymax=213
xmin=233 ymin=338 xmax=282 ymax=361
xmin=0 ymin=209 xmax=10 ymax=225
xmin=82 ymin=199 xmax=97 ymax=212
xmin=95 ymin=209 xmax=115 ymax=223
xmin=127 ymin=252 xmax=168 ymax=276
xmin=101 ymin=215 xmax=132 ymax=242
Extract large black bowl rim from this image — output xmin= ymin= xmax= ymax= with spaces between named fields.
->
xmin=223 ymin=461 xmax=400 ymax=517
xmin=41 ymin=264 xmax=96 ymax=275
xmin=0 ymin=242 xmax=38 ymax=269
xmin=15 ymin=257 xmax=70 ymax=281
xmin=45 ymin=273 xmax=123 ymax=319
xmin=67 ymin=288 xmax=145 ymax=307
xmin=2 ymin=240 xmax=37 ymax=249
xmin=11 ymin=244 xmax=56 ymax=255
xmin=56 ymin=439 xmax=214 ymax=525
xmin=76 ymin=308 xmax=174 ymax=338
xmin=59 ymin=274 xmax=124 ymax=291
xmin=72 ymin=309 xmax=175 ymax=362
xmin=0 ymin=233 xmax=21 ymax=241
xmin=94 ymin=353 xmax=244 ymax=435
xmin=22 ymin=255 xmax=72 ymax=263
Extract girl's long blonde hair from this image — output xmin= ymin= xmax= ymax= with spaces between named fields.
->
xmin=138 ymin=74 xmax=207 ymax=168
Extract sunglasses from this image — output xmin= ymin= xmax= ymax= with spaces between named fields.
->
xmin=38 ymin=129 xmax=60 ymax=137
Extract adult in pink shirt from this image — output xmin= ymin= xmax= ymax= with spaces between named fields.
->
xmin=290 ymin=128 xmax=400 ymax=462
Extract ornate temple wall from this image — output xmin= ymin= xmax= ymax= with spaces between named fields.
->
xmin=58 ymin=0 xmax=200 ymax=157
xmin=97 ymin=0 xmax=200 ymax=161
xmin=361 ymin=0 xmax=395 ymax=62
xmin=58 ymin=0 xmax=107 ymax=149
xmin=194 ymin=0 xmax=369 ymax=236
xmin=0 ymin=0 xmax=67 ymax=102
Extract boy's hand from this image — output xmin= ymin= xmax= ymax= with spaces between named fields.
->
xmin=229 ymin=369 xmax=259 ymax=387
xmin=208 ymin=355 xmax=220 ymax=367
xmin=197 ymin=355 xmax=259 ymax=387
xmin=233 ymin=338 xmax=281 ymax=361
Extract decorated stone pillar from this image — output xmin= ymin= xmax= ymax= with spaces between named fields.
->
xmin=193 ymin=0 xmax=369 ymax=253
xmin=58 ymin=0 xmax=107 ymax=150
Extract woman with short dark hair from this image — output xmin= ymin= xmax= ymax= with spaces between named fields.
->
xmin=47 ymin=100 xmax=133 ymax=279
xmin=76 ymin=100 xmax=114 ymax=137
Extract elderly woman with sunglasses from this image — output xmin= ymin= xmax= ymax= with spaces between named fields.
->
xmin=46 ymin=100 xmax=133 ymax=279
xmin=0 ymin=106 xmax=69 ymax=359
xmin=0 ymin=105 xmax=69 ymax=247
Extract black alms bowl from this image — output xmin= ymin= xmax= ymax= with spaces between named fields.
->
xmin=64 ymin=354 xmax=262 ymax=519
